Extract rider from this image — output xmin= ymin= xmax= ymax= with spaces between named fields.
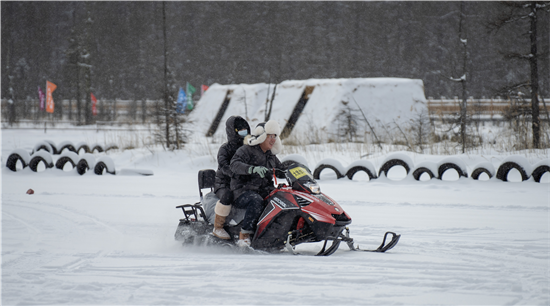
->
xmin=230 ymin=119 xmax=284 ymax=247
xmin=212 ymin=116 xmax=251 ymax=240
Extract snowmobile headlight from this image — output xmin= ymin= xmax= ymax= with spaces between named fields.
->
xmin=304 ymin=182 xmax=320 ymax=194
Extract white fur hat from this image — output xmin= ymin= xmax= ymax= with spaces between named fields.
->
xmin=248 ymin=120 xmax=283 ymax=155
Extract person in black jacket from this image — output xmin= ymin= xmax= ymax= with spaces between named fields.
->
xmin=212 ymin=116 xmax=251 ymax=240
xmin=230 ymin=119 xmax=284 ymax=247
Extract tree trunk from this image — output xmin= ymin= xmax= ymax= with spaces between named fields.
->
xmin=163 ymin=1 xmax=170 ymax=148
xmin=84 ymin=4 xmax=93 ymax=125
xmin=529 ymin=1 xmax=540 ymax=149
xmin=459 ymin=1 xmax=468 ymax=153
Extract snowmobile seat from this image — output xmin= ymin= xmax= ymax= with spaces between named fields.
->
xmin=198 ymin=169 xmax=216 ymax=199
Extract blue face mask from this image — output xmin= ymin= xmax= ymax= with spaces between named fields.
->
xmin=238 ymin=130 xmax=248 ymax=137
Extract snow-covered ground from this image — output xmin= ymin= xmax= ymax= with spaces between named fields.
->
xmin=2 ymin=127 xmax=549 ymax=305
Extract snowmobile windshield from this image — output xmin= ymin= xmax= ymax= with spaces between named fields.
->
xmin=285 ymin=163 xmax=320 ymax=194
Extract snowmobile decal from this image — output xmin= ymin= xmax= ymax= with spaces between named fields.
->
xmin=270 ymin=196 xmax=298 ymax=210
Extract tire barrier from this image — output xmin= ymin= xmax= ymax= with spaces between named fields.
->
xmin=496 ymin=162 xmax=530 ymax=181
xmin=76 ymin=153 xmax=97 ymax=175
xmin=26 ymin=140 xmax=116 ymax=155
xmin=5 ymin=141 xmax=124 ymax=176
xmin=31 ymin=141 xmax=54 ymax=155
xmin=378 ymin=153 xmax=414 ymax=178
xmin=495 ymin=156 xmax=532 ymax=182
xmin=76 ymin=142 xmax=92 ymax=154
xmin=378 ymin=159 xmax=411 ymax=178
xmin=438 ymin=157 xmax=468 ymax=179
xmin=42 ymin=140 xmax=59 ymax=154
xmin=92 ymin=144 xmax=104 ymax=153
xmin=277 ymin=153 xmax=549 ymax=183
xmin=345 ymin=160 xmax=377 ymax=180
xmin=55 ymin=151 xmax=80 ymax=170
xmin=412 ymin=161 xmax=439 ymax=181
xmin=313 ymin=158 xmax=346 ymax=179
xmin=470 ymin=162 xmax=496 ymax=180
xmin=5 ymin=149 xmax=31 ymax=171
xmin=28 ymin=151 xmax=54 ymax=172
xmin=57 ymin=141 xmax=77 ymax=154
xmin=532 ymin=164 xmax=550 ymax=183
xmin=94 ymin=156 xmax=116 ymax=175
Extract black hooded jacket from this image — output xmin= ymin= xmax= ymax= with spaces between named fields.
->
xmin=214 ymin=116 xmax=250 ymax=193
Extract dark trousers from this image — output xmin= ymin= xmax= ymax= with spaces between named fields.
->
xmin=233 ymin=191 xmax=265 ymax=233
xmin=215 ymin=188 xmax=233 ymax=206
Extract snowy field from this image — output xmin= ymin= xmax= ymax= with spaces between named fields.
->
xmin=2 ymin=127 xmax=549 ymax=305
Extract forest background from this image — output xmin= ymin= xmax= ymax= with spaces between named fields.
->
xmin=2 ymin=1 xmax=549 ymax=103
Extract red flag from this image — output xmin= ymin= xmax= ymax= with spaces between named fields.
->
xmin=91 ymin=93 xmax=98 ymax=116
xmin=201 ymin=84 xmax=209 ymax=96
xmin=46 ymin=81 xmax=57 ymax=113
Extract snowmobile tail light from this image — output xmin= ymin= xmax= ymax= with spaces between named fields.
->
xmin=304 ymin=182 xmax=320 ymax=194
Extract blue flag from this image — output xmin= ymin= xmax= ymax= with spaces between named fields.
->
xmin=176 ymin=87 xmax=187 ymax=114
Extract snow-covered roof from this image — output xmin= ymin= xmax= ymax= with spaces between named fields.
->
xmin=187 ymin=78 xmax=427 ymax=142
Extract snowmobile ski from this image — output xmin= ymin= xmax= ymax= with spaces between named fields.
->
xmin=343 ymin=228 xmax=401 ymax=253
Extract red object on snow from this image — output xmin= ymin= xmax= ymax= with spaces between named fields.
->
xmin=26 ymin=189 xmax=34 ymax=195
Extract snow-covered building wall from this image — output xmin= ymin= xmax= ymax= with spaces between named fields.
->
xmin=187 ymin=78 xmax=427 ymax=143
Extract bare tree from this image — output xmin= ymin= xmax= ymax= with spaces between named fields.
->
xmin=442 ymin=1 xmax=471 ymax=153
xmin=489 ymin=1 xmax=550 ymax=149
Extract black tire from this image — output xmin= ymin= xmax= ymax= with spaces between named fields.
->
xmin=28 ymin=156 xmax=53 ymax=172
xmin=531 ymin=165 xmax=549 ymax=183
xmin=33 ymin=144 xmax=53 ymax=154
xmin=471 ymin=167 xmax=493 ymax=180
xmin=55 ymin=156 xmax=76 ymax=170
xmin=77 ymin=144 xmax=91 ymax=154
xmin=313 ymin=164 xmax=344 ymax=180
xmin=59 ymin=144 xmax=77 ymax=154
xmin=92 ymin=145 xmax=104 ymax=153
xmin=496 ymin=162 xmax=529 ymax=182
xmin=94 ymin=161 xmax=115 ymax=175
xmin=346 ymin=166 xmax=377 ymax=180
xmin=412 ymin=167 xmax=435 ymax=181
xmin=105 ymin=145 xmax=119 ymax=152
xmin=44 ymin=140 xmax=59 ymax=155
xmin=6 ymin=153 xmax=27 ymax=172
xmin=76 ymin=159 xmax=90 ymax=175
xmin=378 ymin=159 xmax=410 ymax=177
xmin=438 ymin=163 xmax=468 ymax=179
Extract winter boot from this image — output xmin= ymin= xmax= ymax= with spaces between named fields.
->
xmin=237 ymin=231 xmax=252 ymax=247
xmin=212 ymin=201 xmax=231 ymax=240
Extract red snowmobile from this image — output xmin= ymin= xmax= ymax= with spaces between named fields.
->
xmin=174 ymin=163 xmax=400 ymax=256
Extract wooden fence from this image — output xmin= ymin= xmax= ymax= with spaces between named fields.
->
xmin=427 ymin=97 xmax=550 ymax=121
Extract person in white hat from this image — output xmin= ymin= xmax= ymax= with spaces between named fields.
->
xmin=229 ymin=119 xmax=284 ymax=247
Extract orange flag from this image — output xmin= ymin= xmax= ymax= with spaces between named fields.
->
xmin=46 ymin=81 xmax=57 ymax=113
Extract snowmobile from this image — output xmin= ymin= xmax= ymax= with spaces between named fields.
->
xmin=174 ymin=163 xmax=400 ymax=256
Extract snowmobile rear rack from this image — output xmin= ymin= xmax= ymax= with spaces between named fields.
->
xmin=176 ymin=203 xmax=207 ymax=222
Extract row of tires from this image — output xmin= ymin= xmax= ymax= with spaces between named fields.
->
xmin=31 ymin=140 xmax=118 ymax=155
xmin=281 ymin=153 xmax=550 ymax=183
xmin=6 ymin=149 xmax=116 ymax=175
